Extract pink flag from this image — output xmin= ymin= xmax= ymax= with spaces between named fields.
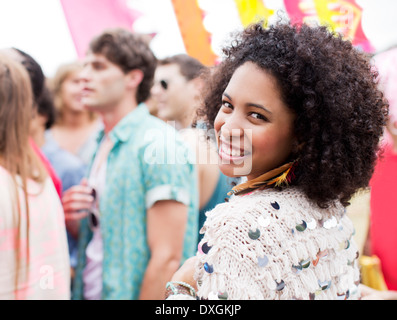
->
xmin=60 ymin=0 xmax=142 ymax=58
xmin=283 ymin=0 xmax=310 ymax=24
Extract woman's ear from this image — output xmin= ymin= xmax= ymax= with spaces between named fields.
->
xmin=125 ymin=69 xmax=144 ymax=89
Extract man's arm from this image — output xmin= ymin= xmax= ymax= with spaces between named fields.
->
xmin=139 ymin=199 xmax=188 ymax=300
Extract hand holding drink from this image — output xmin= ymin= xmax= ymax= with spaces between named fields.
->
xmin=62 ymin=178 xmax=95 ymax=222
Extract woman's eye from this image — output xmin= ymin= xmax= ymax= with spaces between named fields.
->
xmin=250 ymin=112 xmax=267 ymax=121
xmin=221 ymin=101 xmax=233 ymax=109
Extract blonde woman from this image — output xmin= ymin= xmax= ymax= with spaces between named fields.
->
xmin=48 ymin=61 xmax=102 ymax=166
xmin=0 ymin=54 xmax=70 ymax=299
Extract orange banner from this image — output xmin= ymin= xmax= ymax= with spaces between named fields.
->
xmin=171 ymin=0 xmax=218 ymax=66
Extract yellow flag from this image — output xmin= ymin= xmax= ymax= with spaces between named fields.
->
xmin=234 ymin=0 xmax=274 ymax=27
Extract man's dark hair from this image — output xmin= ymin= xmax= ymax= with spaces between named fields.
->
xmin=159 ymin=54 xmax=206 ymax=81
xmin=89 ymin=28 xmax=157 ymax=104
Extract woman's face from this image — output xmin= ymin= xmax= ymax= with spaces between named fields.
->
xmin=214 ymin=62 xmax=296 ymax=180
xmin=61 ymin=69 xmax=85 ymax=112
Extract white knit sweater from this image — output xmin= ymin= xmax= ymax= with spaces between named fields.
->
xmin=193 ymin=187 xmax=361 ymax=300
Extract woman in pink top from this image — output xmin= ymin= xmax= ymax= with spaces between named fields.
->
xmin=0 ymin=54 xmax=70 ymax=299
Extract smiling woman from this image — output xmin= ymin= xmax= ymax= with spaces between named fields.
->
xmin=201 ymin=22 xmax=387 ymax=209
xmin=215 ymin=62 xmax=296 ymax=180
xmin=167 ymin=21 xmax=388 ymax=300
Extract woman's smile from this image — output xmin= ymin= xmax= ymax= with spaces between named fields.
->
xmin=218 ymin=137 xmax=251 ymax=164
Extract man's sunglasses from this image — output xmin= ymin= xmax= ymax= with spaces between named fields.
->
xmin=160 ymin=80 xmax=168 ymax=90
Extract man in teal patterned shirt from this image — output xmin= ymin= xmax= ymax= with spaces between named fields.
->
xmin=62 ymin=28 xmax=198 ymax=299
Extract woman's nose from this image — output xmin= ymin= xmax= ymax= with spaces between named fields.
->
xmin=221 ymin=113 xmax=245 ymax=138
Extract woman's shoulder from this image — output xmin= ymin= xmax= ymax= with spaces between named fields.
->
xmin=0 ymin=165 xmax=9 ymax=177
xmin=204 ymin=186 xmax=346 ymax=238
xmin=230 ymin=187 xmax=343 ymax=214
xmin=210 ymin=187 xmax=317 ymax=214
xmin=0 ymin=166 xmax=13 ymax=202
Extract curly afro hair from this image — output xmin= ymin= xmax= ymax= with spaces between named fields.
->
xmin=198 ymin=22 xmax=388 ymax=208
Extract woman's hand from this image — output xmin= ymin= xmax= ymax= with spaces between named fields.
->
xmin=171 ymin=256 xmax=198 ymax=291
xmin=360 ymin=284 xmax=397 ymax=300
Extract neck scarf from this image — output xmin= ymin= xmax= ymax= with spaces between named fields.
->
xmin=228 ymin=161 xmax=296 ymax=196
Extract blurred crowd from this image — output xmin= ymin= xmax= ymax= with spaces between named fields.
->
xmin=0 ymin=29 xmax=236 ymax=299
xmin=0 ymin=24 xmax=396 ymax=300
